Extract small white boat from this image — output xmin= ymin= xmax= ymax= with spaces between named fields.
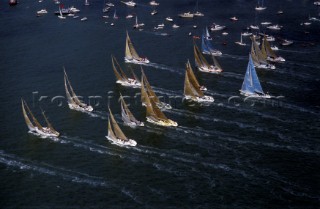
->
xmin=166 ymin=17 xmax=173 ymax=22
xmin=255 ymin=6 xmax=266 ymax=11
xmin=277 ymin=10 xmax=284 ymax=14
xmin=149 ymin=1 xmax=159 ymax=6
xmin=281 ymin=39 xmax=293 ymax=46
xmin=121 ymin=1 xmax=136 ymax=7
xmin=302 ymin=22 xmax=312 ymax=26
xmin=242 ymin=32 xmax=252 ymax=36
xmin=261 ymin=21 xmax=272 ymax=25
xmin=222 ymin=32 xmax=228 ymax=36
xmin=250 ymin=25 xmax=260 ymax=30
xmin=69 ymin=6 xmax=80 ymax=13
xmin=270 ymin=45 xmax=279 ymax=51
xmin=126 ymin=14 xmax=134 ymax=19
xmin=266 ymin=35 xmax=275 ymax=42
xmin=194 ymin=11 xmax=204 ymax=17
xmin=179 ymin=12 xmax=194 ymax=18
xmin=314 ymin=1 xmax=320 ymax=6
xmin=210 ymin=23 xmax=226 ymax=31
xmin=84 ymin=0 xmax=90 ymax=6
xmin=267 ymin=24 xmax=282 ymax=30
xmin=235 ymin=34 xmax=246 ymax=46
xmin=151 ymin=10 xmax=157 ymax=15
xmin=133 ymin=16 xmax=145 ymax=29
xmin=37 ymin=9 xmax=48 ymax=15
xmin=172 ymin=24 xmax=180 ymax=28
xmin=230 ymin=16 xmax=238 ymax=21
xmin=81 ymin=17 xmax=87 ymax=21
xmin=105 ymin=2 xmax=114 ymax=7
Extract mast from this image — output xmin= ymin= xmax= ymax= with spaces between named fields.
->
xmin=111 ymin=55 xmax=128 ymax=81
xmin=194 ymin=42 xmax=210 ymax=68
xmin=241 ymin=55 xmax=264 ymax=94
xmin=108 ymin=108 xmax=128 ymax=141
xmin=22 ymin=99 xmax=43 ymax=130
xmin=125 ymin=31 xmax=140 ymax=60
xmin=141 ymin=68 xmax=160 ymax=103
xmin=21 ymin=99 xmax=35 ymax=130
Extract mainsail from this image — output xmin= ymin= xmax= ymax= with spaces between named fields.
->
xmin=120 ymin=94 xmax=139 ymax=124
xmin=251 ymin=37 xmax=267 ymax=65
xmin=141 ymin=68 xmax=161 ymax=104
xmin=22 ymin=99 xmax=43 ymax=130
xmin=201 ymin=33 xmax=217 ymax=54
xmin=194 ymin=42 xmax=210 ymax=69
xmin=184 ymin=66 xmax=204 ymax=98
xmin=212 ymin=55 xmax=223 ymax=70
xmin=108 ymin=108 xmax=128 ymax=141
xmin=111 ymin=55 xmax=128 ymax=82
xmin=64 ymin=68 xmax=87 ymax=107
xmin=21 ymin=99 xmax=35 ymax=130
xmin=241 ymin=55 xmax=264 ymax=95
xmin=125 ymin=31 xmax=140 ymax=60
xmin=41 ymin=109 xmax=59 ymax=135
xmin=261 ymin=36 xmax=277 ymax=58
xmin=186 ymin=60 xmax=201 ymax=91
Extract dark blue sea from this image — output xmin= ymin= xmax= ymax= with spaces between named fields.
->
xmin=1 ymin=0 xmax=319 ymax=208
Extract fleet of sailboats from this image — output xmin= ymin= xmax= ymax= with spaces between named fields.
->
xmin=261 ymin=36 xmax=285 ymax=62
xmin=125 ymin=31 xmax=150 ymax=64
xmin=22 ymin=99 xmax=60 ymax=137
xmin=111 ymin=55 xmax=141 ymax=88
xmin=184 ymin=62 xmax=214 ymax=103
xmin=106 ymin=107 xmax=137 ymax=146
xmin=194 ymin=42 xmax=222 ymax=73
xmin=64 ymin=68 xmax=93 ymax=112
xmin=250 ymin=37 xmax=275 ymax=69
xmin=240 ymin=55 xmax=271 ymax=98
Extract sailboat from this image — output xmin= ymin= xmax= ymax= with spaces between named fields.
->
xmin=194 ymin=42 xmax=222 ymax=73
xmin=58 ymin=5 xmax=66 ymax=19
xmin=201 ymin=33 xmax=222 ymax=56
xmin=184 ymin=63 xmax=214 ymax=103
xmin=64 ymin=68 xmax=93 ymax=112
xmin=113 ymin=9 xmax=118 ymax=19
xmin=125 ymin=31 xmax=150 ymax=64
xmin=120 ymin=94 xmax=144 ymax=127
xmin=133 ymin=16 xmax=145 ymax=29
xmin=141 ymin=68 xmax=172 ymax=109
xmin=250 ymin=36 xmax=275 ymax=69
xmin=240 ymin=55 xmax=270 ymax=98
xmin=141 ymin=78 xmax=177 ymax=127
xmin=255 ymin=0 xmax=266 ymax=11
xmin=186 ymin=60 xmax=207 ymax=91
xmin=84 ymin=0 xmax=90 ymax=6
xmin=193 ymin=0 xmax=204 ymax=16
xmin=21 ymin=99 xmax=60 ymax=137
xmin=204 ymin=27 xmax=212 ymax=40
xmin=261 ymin=36 xmax=285 ymax=62
xmin=235 ymin=34 xmax=246 ymax=46
xmin=121 ymin=1 xmax=136 ymax=7
xmin=106 ymin=107 xmax=137 ymax=146
xmin=111 ymin=55 xmax=141 ymax=88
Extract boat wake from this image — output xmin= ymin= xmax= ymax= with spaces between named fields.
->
xmin=144 ymin=62 xmax=184 ymax=75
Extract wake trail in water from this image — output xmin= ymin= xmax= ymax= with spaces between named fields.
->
xmin=144 ymin=62 xmax=184 ymax=75
xmin=0 ymin=150 xmax=144 ymax=204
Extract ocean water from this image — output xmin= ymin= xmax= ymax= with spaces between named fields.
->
xmin=0 ymin=0 xmax=319 ymax=208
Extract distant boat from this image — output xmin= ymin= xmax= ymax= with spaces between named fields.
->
xmin=179 ymin=12 xmax=194 ymax=18
xmin=21 ymin=99 xmax=60 ymax=137
xmin=242 ymin=31 xmax=252 ymax=36
xmin=141 ymin=77 xmax=177 ymax=127
xmin=106 ymin=108 xmax=137 ymax=147
xmin=105 ymin=2 xmax=114 ymax=7
xmin=201 ymin=33 xmax=222 ymax=56
xmin=141 ymin=68 xmax=172 ymax=109
xmin=58 ymin=5 xmax=66 ymax=19
xmin=133 ymin=16 xmax=145 ymax=29
xmin=250 ymin=25 xmax=260 ymax=30
xmin=314 ymin=1 xmax=320 ymax=6
xmin=149 ymin=1 xmax=159 ymax=6
xmin=9 ymin=0 xmax=17 ymax=6
xmin=230 ymin=16 xmax=238 ymax=21
xmin=255 ymin=0 xmax=267 ymax=10
xmin=84 ymin=0 xmax=90 ymax=6
xmin=186 ymin=60 xmax=207 ymax=91
xmin=184 ymin=61 xmax=213 ymax=103
xmin=121 ymin=1 xmax=136 ymax=7
xmin=261 ymin=21 xmax=272 ymax=25
xmin=111 ymin=55 xmax=141 ymax=88
xmin=210 ymin=23 xmax=226 ymax=31
xmin=204 ymin=26 xmax=212 ymax=40
xmin=267 ymin=24 xmax=282 ymax=30
xmin=120 ymin=94 xmax=144 ymax=127
xmin=80 ymin=17 xmax=87 ymax=21
xmin=151 ymin=9 xmax=158 ymax=15
xmin=63 ymin=68 xmax=93 ymax=112
xmin=235 ymin=34 xmax=246 ymax=46
xmin=193 ymin=0 xmax=204 ymax=16
xmin=261 ymin=36 xmax=285 ymax=62
xmin=166 ymin=17 xmax=173 ymax=22
xmin=250 ymin=37 xmax=275 ymax=70
xmin=281 ymin=39 xmax=293 ymax=46
xmin=194 ymin=42 xmax=222 ymax=73
xmin=240 ymin=55 xmax=270 ymax=98
xmin=125 ymin=31 xmax=150 ymax=64
xmin=172 ymin=24 xmax=180 ymax=28
xmin=113 ymin=9 xmax=118 ymax=19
